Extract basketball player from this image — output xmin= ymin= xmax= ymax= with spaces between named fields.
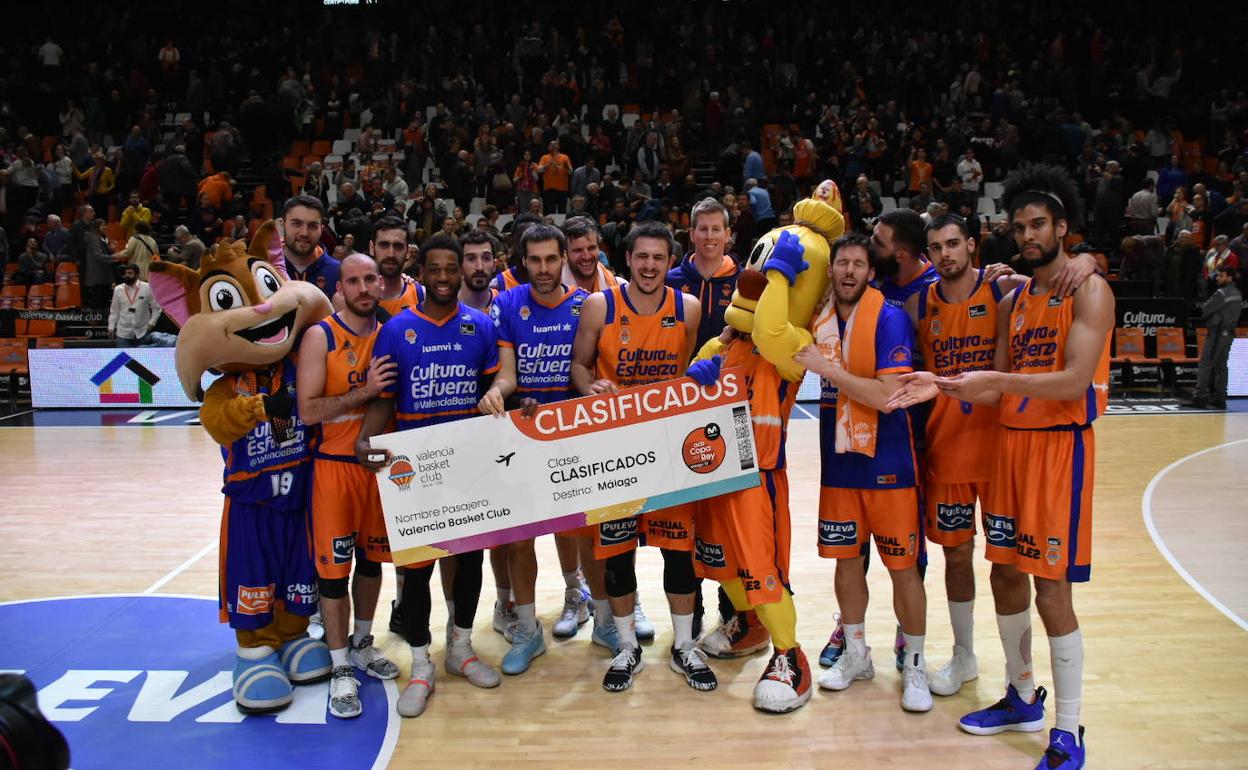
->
xmin=355 ymin=234 xmax=503 ymax=718
xmin=478 ymin=223 xmax=613 ymax=673
xmin=892 ymin=165 xmax=1112 ymax=769
xmin=569 ymin=220 xmax=712 ymax=692
xmin=794 ymin=233 xmax=932 ymax=713
xmin=563 ymin=216 xmax=622 ymax=293
xmin=490 ymin=213 xmax=544 ymax=291
xmin=297 ymin=254 xmax=401 ymax=719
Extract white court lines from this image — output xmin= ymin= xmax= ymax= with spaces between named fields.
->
xmin=144 ymin=540 xmax=218 ymax=594
xmin=1142 ymin=437 xmax=1248 ymax=633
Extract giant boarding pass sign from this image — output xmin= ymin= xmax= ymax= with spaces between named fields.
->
xmin=370 ymin=369 xmax=759 ymax=566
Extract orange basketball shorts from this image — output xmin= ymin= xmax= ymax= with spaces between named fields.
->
xmin=592 ymin=502 xmax=696 ymax=559
xmin=925 ymin=481 xmax=989 ymax=547
xmin=310 ymin=458 xmax=392 ymax=579
xmin=817 ymin=486 xmax=923 ymax=570
xmin=693 ymin=469 xmax=791 ymax=606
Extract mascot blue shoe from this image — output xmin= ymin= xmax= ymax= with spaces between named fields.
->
xmin=233 ymin=652 xmax=294 ymax=713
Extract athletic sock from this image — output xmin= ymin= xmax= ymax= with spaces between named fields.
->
xmin=496 ymin=584 xmax=510 ymax=607
xmin=409 ymin=644 xmax=431 ymax=671
xmin=902 ymin=633 xmax=926 ymax=669
xmin=449 ymin=625 xmax=473 ymax=654
xmin=948 ymin=600 xmax=975 ymax=655
xmin=514 ymin=603 xmax=537 ymax=635
xmin=844 ymin=623 xmax=867 ymax=658
xmin=592 ymin=598 xmax=612 ymax=623
xmin=671 ymin=612 xmax=694 ymax=649
xmin=330 ymin=647 xmax=349 ymax=668
xmin=562 ymin=570 xmax=580 ymax=590
xmin=997 ymin=610 xmax=1034 ymax=700
xmin=1050 ymin=628 xmax=1084 ymax=734
xmin=613 ymin=613 xmax=638 ymax=650
xmin=352 ymin=619 xmax=373 ymax=646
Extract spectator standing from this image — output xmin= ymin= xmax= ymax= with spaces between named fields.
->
xmin=1186 ymin=266 xmax=1244 ymax=409
xmin=537 ymin=140 xmax=572 ymax=214
xmin=956 ymin=147 xmax=983 ymax=192
xmin=108 ymin=263 xmax=164 ymax=347
xmin=1125 ymin=179 xmax=1160 ymax=235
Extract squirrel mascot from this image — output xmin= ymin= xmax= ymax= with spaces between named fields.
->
xmin=685 ymin=180 xmax=845 ymax=712
xmin=150 ymin=221 xmax=334 ymax=713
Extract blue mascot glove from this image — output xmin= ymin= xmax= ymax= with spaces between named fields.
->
xmin=687 ymin=355 xmax=723 ymax=387
xmin=763 ymin=230 xmax=808 ymax=285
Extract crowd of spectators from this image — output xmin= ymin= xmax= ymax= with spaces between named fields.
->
xmin=2 ymin=0 xmax=1247 ymax=315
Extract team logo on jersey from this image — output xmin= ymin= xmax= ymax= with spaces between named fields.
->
xmin=1014 ymin=313 xmax=1025 ymax=331
xmin=888 ymin=346 xmax=908 ymax=365
xmin=346 ymin=349 xmax=359 ymax=367
xmin=620 ymin=314 xmax=630 ymax=325
xmin=1046 ymin=537 xmax=1062 ymax=566
xmin=332 ymin=534 xmax=355 ymax=564
xmin=236 ymin=583 xmax=275 ymax=616
xmin=460 ymin=322 xmax=476 ymax=336
xmin=599 ymin=518 xmax=639 ymax=545
xmin=969 ymin=304 xmax=988 ymax=318
xmin=661 ymin=315 xmax=677 ymax=328
xmin=519 ymin=305 xmax=531 ymax=320
xmin=619 ymin=328 xmax=631 ymax=344
xmin=316 ymin=275 xmax=327 ymax=289
xmin=405 ymin=328 xmax=417 ymax=344
xmin=936 ymin=503 xmax=974 ymax=531
xmin=930 ymin=318 xmax=942 ymax=336
xmin=695 ymin=537 xmax=726 ymax=568
xmin=722 ymin=283 xmax=732 ymax=295
xmin=818 ymin=520 xmax=856 ymax=546
xmin=984 ymin=513 xmax=1017 ymax=549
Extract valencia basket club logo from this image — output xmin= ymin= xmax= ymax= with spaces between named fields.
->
xmin=682 ymin=423 xmax=726 ymax=475
xmin=387 ymin=455 xmax=416 ymax=490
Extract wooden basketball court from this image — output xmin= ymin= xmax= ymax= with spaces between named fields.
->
xmin=2 ymin=411 xmax=1246 ymax=768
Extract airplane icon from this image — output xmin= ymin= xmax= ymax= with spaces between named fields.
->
xmin=496 ymin=452 xmax=516 ymax=467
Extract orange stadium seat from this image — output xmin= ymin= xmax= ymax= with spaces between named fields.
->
xmin=290 ymin=140 xmax=311 ymax=158
xmin=4 ymin=263 xmax=18 ymax=286
xmin=19 ymin=285 xmax=58 ymax=337
xmin=1 ymin=284 xmax=27 ymax=309
xmin=1156 ymin=326 xmax=1199 ymax=394
xmin=54 ymin=282 xmax=81 ymax=310
xmin=311 ymin=140 xmax=332 ymax=156
xmin=54 ymin=263 xmax=79 ymax=285
xmin=35 ymin=337 xmax=64 ymax=348
xmin=1112 ymin=326 xmax=1160 ymax=394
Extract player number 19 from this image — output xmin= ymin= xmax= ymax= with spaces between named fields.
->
xmin=270 ymin=471 xmax=295 ymax=497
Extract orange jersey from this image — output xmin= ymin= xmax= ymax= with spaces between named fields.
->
xmin=313 ymin=313 xmax=379 ymax=457
xmin=595 ymin=286 xmax=689 ymax=388
xmin=378 ymin=281 xmax=423 ymax=319
xmin=1000 ymin=279 xmax=1111 ymax=430
xmin=720 ymin=337 xmax=797 ymax=471
xmin=917 ymin=271 xmax=1002 ymax=482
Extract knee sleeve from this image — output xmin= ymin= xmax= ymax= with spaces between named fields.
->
xmin=660 ymin=548 xmax=698 ymax=595
xmin=354 ymin=556 xmax=382 ymax=578
xmin=318 ymin=576 xmax=349 ymax=599
xmin=603 ymin=551 xmax=637 ymax=598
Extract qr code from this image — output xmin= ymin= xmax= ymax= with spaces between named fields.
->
xmin=732 ymin=405 xmax=755 ymax=471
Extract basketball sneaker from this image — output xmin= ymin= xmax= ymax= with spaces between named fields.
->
xmin=348 ymin=634 xmax=399 ymax=680
xmin=633 ymin=598 xmax=655 ymax=641
xmin=492 ymin=598 xmax=517 ymax=643
xmin=959 ymin=685 xmax=1048 ymax=735
xmin=669 ymin=645 xmax=717 ymax=691
xmin=502 ymin=620 xmax=547 ymax=675
xmin=1036 ymin=727 xmax=1086 ymax=769
xmin=307 ymin=612 xmax=325 ymax=641
xmin=328 ymin=665 xmax=362 ymax=719
xmin=901 ymin=657 xmax=933 ymax=712
xmin=818 ymin=614 xmax=844 ymax=667
xmin=396 ymin=660 xmax=434 ymax=718
xmin=700 ymin=610 xmax=770 ymax=658
xmin=445 ymin=643 xmax=501 ymax=689
xmin=817 ymin=645 xmax=874 ymax=691
xmin=602 ymin=646 xmax=645 ymax=692
xmin=929 ymin=645 xmax=978 ymax=696
xmin=591 ymin=620 xmax=620 ymax=651
xmin=552 ymin=587 xmax=590 ymax=638
xmin=388 ymin=599 xmax=404 ymax=635
xmin=753 ymin=647 xmax=812 ymax=713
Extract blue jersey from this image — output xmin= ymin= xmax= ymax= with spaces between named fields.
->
xmin=373 ymin=302 xmax=500 ymax=430
xmin=666 ymin=253 xmax=740 ymax=350
xmin=493 ymin=284 xmax=587 ymax=404
xmin=819 ymin=302 xmax=918 ymax=489
xmin=878 ymin=262 xmax=939 ymax=308
xmin=220 ymin=358 xmax=312 ymax=512
xmin=288 ymin=247 xmax=341 ymax=299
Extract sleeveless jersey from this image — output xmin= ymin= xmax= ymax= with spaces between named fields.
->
xmin=494 ymin=284 xmax=587 ymax=403
xmin=220 ymin=358 xmax=311 ymax=511
xmin=491 ymin=267 xmax=523 ymax=292
xmin=595 ymin=286 xmax=689 ymax=388
xmin=917 ymin=270 xmax=1002 ymax=482
xmin=379 ymin=281 xmax=424 ymax=319
xmin=313 ymin=312 xmax=379 ymax=460
xmin=372 ymin=303 xmax=500 ymax=430
xmin=720 ymin=337 xmax=797 ymax=471
xmin=1001 ymin=279 xmax=1111 ymax=430
xmin=879 ymin=262 xmax=939 ymax=308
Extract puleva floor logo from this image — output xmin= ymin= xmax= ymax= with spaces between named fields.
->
xmin=0 ymin=595 xmax=396 ymax=770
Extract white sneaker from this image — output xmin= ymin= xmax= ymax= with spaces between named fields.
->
xmin=901 ymin=662 xmax=933 ymax=712
xmin=348 ymin=634 xmax=400 ymax=680
xmin=817 ymin=646 xmax=874 ymax=691
xmin=552 ymin=588 xmax=590 ymax=638
xmin=397 ymin=660 xmax=435 ymax=718
xmin=445 ymin=644 xmax=501 ymax=689
xmin=307 ymin=612 xmax=325 ymax=641
xmin=633 ymin=598 xmax=655 ymax=641
xmin=929 ymin=646 xmax=979 ymax=696
xmin=492 ymin=599 xmax=517 ymax=643
xmin=328 ymin=665 xmax=361 ymax=719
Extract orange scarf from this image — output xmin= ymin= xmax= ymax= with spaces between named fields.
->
xmin=810 ymin=287 xmax=885 ymax=457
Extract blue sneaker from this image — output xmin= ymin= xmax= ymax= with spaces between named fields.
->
xmin=1036 ymin=727 xmax=1085 ymax=769
xmin=818 ymin=615 xmax=844 ymax=668
xmin=232 ymin=652 xmax=293 ymax=713
xmin=502 ymin=621 xmax=547 ymax=675
xmin=959 ymin=685 xmax=1047 ymax=735
xmin=591 ymin=621 xmax=620 ymax=652
xmin=278 ymin=636 xmax=333 ymax=684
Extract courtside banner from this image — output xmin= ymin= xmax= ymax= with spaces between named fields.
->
xmin=370 ymin=369 xmax=759 ymax=565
